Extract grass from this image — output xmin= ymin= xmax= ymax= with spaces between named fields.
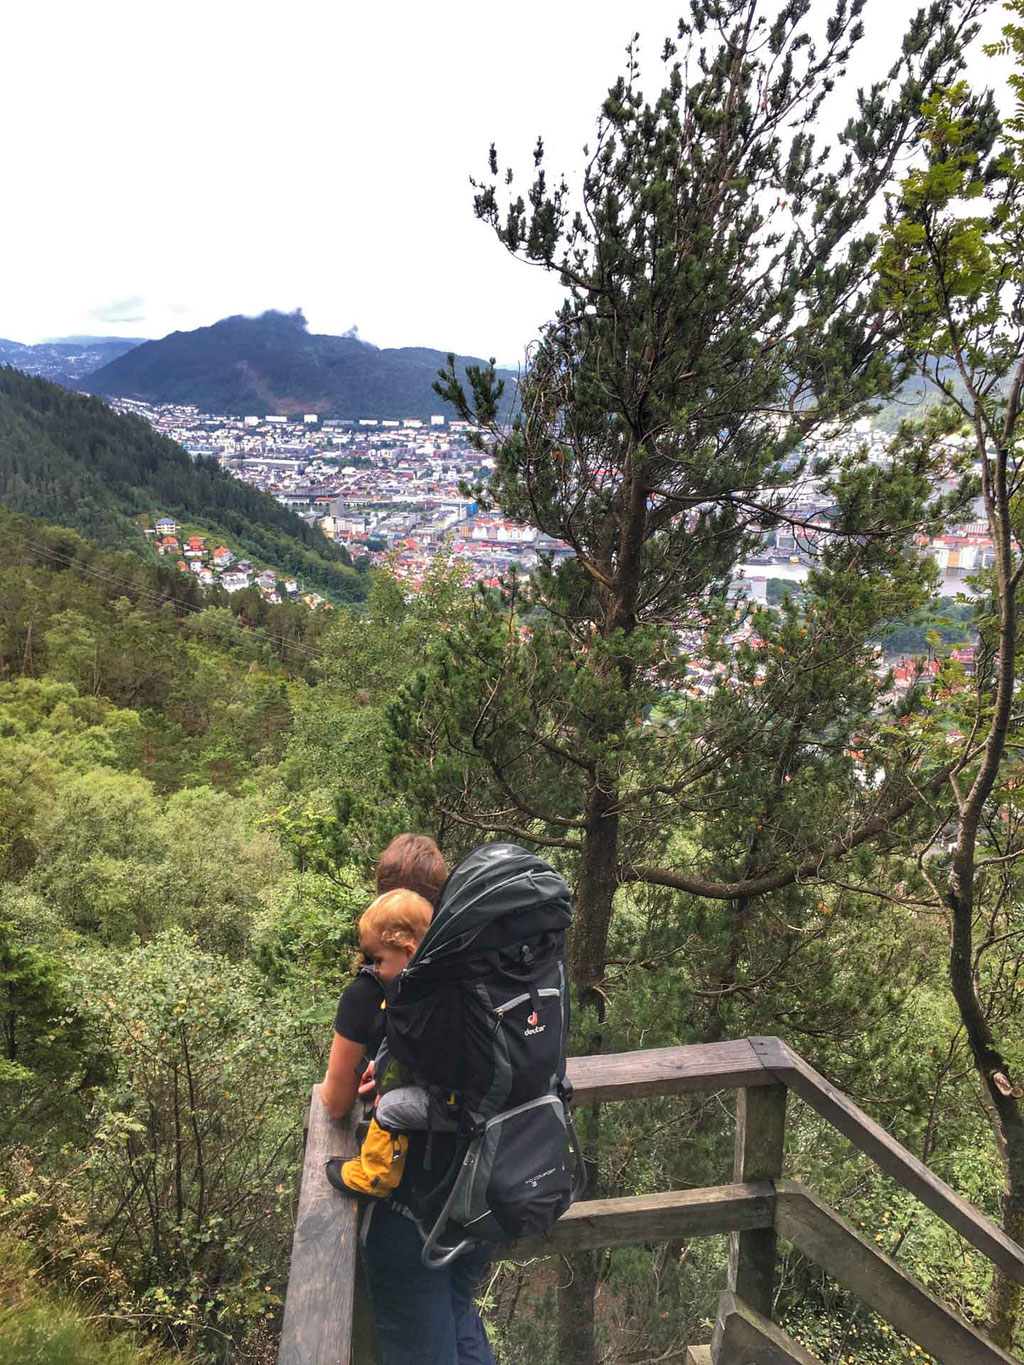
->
xmin=0 ymin=1238 xmax=180 ymax=1365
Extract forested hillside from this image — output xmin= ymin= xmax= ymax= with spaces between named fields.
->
xmin=0 ymin=505 xmax=1015 ymax=1364
xmin=0 ymin=367 xmax=368 ymax=601
xmin=9 ymin=1 xmax=1024 ymax=1362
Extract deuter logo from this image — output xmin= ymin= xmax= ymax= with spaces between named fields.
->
xmin=524 ymin=1016 xmax=546 ymax=1037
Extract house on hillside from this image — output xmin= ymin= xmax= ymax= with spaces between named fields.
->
xmin=155 ymin=516 xmax=179 ymax=536
xmin=212 ymin=546 xmax=234 ymax=568
xmin=158 ymin=536 xmax=180 ymax=555
xmin=185 ymin=535 xmax=206 ymax=559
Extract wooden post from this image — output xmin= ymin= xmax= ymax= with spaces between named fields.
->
xmin=728 ymin=1082 xmax=786 ymax=1319
xmin=711 ymin=1289 xmax=822 ymax=1363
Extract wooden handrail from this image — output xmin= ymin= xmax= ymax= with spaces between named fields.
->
xmin=278 ymin=1038 xmax=1024 ymax=1364
xmin=776 ymin=1183 xmax=1019 ymax=1365
xmin=563 ymin=1034 xmax=1024 ymax=1287
xmin=565 ymin=1037 xmax=773 ymax=1103
xmin=277 ymin=1086 xmax=363 ymax=1365
xmin=505 ymin=1181 xmax=775 ymax=1258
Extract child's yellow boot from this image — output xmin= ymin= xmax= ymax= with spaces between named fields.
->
xmin=336 ymin=1118 xmax=408 ymax=1196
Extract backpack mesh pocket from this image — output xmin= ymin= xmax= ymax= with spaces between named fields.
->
xmin=448 ymin=1093 xmax=574 ymax=1241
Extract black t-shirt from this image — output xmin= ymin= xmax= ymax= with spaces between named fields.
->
xmin=333 ymin=967 xmax=460 ymax=1213
xmin=333 ymin=969 xmax=387 ymax=1059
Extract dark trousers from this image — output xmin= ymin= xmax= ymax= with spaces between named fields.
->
xmin=361 ymin=1202 xmax=496 ymax=1365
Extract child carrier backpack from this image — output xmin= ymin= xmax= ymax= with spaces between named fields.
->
xmin=384 ymin=842 xmax=585 ymax=1267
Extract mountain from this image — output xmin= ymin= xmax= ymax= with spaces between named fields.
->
xmin=0 ymin=335 xmax=144 ymax=386
xmin=0 ymin=366 xmax=367 ymax=602
xmin=77 ymin=309 xmax=516 ymax=418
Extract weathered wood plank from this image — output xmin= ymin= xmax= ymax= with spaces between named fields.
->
xmin=566 ymin=1039 xmax=773 ymax=1105
xmin=278 ymin=1087 xmax=364 ymax=1365
xmin=503 ymin=1181 xmax=775 ymax=1258
xmin=728 ymin=1083 xmax=787 ymax=1320
xmin=685 ymin=1346 xmax=712 ymax=1364
xmin=753 ymin=1037 xmax=1024 ymax=1286
xmin=711 ymin=1289 xmax=822 ymax=1363
xmin=776 ymin=1183 xmax=1019 ymax=1365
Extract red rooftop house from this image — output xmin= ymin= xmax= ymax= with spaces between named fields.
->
xmin=212 ymin=547 xmax=235 ymax=568
xmin=185 ymin=535 xmax=206 ymax=559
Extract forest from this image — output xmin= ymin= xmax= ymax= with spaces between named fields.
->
xmin=8 ymin=0 xmax=1024 ymax=1362
xmin=0 ymin=366 xmax=369 ymax=604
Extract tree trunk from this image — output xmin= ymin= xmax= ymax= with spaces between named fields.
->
xmin=559 ymin=777 xmax=619 ymax=1364
xmin=949 ymin=878 xmax=1024 ymax=1347
xmin=557 ymin=1248 xmax=601 ymax=1365
xmin=984 ymin=1082 xmax=1024 ymax=1346
xmin=943 ymin=414 xmax=1024 ymax=1347
xmin=569 ymin=775 xmax=621 ymax=1000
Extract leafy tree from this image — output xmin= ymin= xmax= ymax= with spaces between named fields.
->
xmin=156 ymin=788 xmax=289 ymax=958
xmin=0 ymin=921 xmax=106 ymax=1142
xmin=12 ymin=932 xmax=308 ymax=1358
xmin=877 ymin=13 xmax=1024 ymax=1341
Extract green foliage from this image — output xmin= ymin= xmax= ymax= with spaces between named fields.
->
xmin=0 ymin=920 xmax=108 ymax=1143
xmin=253 ymin=869 xmax=366 ymax=998
xmin=0 ymin=1236 xmax=181 ymax=1365
xmin=3 ymin=933 xmax=305 ymax=1360
xmin=0 ymin=366 xmax=367 ymax=602
xmin=876 ymin=597 xmax=976 ymax=656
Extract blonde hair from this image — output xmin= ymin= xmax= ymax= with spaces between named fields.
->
xmin=359 ymin=889 xmax=433 ymax=954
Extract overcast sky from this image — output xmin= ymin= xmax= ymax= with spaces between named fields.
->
xmin=0 ymin=0 xmax=1007 ymax=363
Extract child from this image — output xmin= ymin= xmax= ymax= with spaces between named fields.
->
xmin=320 ymin=835 xmax=447 ymax=1123
xmin=333 ymin=888 xmax=440 ymax=1197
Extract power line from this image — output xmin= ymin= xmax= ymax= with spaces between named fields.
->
xmin=8 ymin=535 xmax=336 ymax=668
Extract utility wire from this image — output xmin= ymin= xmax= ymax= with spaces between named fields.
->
xmin=7 ymin=535 xmax=339 ymax=668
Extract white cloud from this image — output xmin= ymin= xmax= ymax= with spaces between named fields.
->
xmin=0 ymin=0 xmax=1007 ymax=358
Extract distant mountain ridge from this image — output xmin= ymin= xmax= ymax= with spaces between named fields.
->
xmin=0 ymin=335 xmax=144 ymax=385
xmin=77 ymin=309 xmax=515 ymax=418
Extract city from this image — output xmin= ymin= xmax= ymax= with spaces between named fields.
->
xmin=115 ymin=396 xmax=991 ymax=608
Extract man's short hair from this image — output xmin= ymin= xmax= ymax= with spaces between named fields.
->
xmin=375 ymin=833 xmax=448 ymax=905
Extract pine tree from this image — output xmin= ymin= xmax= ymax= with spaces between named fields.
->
xmin=427 ymin=0 xmax=983 ymax=999
xmin=402 ymin=4 xmax=990 ymax=1357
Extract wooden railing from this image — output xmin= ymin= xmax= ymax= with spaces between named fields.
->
xmin=277 ymin=1037 xmax=1024 ymax=1365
